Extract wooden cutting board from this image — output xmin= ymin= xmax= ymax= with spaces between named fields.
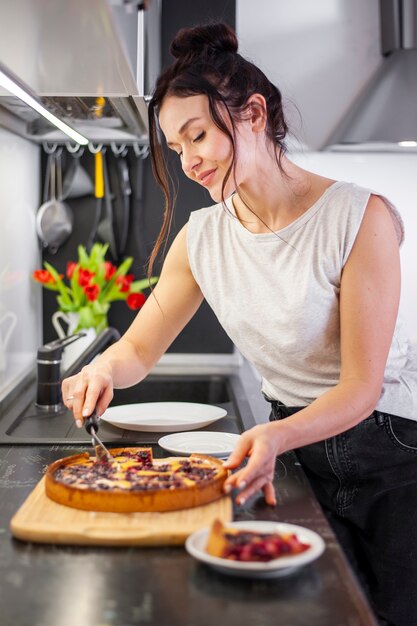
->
xmin=10 ymin=477 xmax=233 ymax=547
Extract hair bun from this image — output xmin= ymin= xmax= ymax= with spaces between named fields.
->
xmin=170 ymin=23 xmax=238 ymax=62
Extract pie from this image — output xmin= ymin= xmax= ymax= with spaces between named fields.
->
xmin=206 ymin=519 xmax=311 ymax=562
xmin=45 ymin=447 xmax=228 ymax=513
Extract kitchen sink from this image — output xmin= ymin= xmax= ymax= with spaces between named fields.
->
xmin=0 ymin=373 xmax=255 ymax=445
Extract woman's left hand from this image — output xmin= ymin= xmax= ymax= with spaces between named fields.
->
xmin=222 ymin=423 xmax=283 ymax=506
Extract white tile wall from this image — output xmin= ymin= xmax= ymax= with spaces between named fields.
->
xmin=0 ymin=128 xmax=42 ymax=399
xmin=291 ymin=150 xmax=417 ymax=343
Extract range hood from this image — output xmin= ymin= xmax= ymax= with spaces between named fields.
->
xmin=0 ymin=0 xmax=161 ymax=145
xmin=326 ymin=0 xmax=417 ymax=151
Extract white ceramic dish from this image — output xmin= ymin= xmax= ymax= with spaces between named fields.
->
xmin=158 ymin=431 xmax=240 ymax=457
xmin=185 ymin=521 xmax=325 ymax=579
xmin=100 ymin=402 xmax=227 ymax=432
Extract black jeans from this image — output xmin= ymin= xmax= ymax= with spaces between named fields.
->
xmin=268 ymin=400 xmax=417 ymax=626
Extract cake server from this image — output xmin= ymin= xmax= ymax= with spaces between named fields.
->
xmin=84 ymin=411 xmax=113 ymax=461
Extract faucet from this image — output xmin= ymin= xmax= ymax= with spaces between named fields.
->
xmin=36 ymin=327 xmax=121 ymax=410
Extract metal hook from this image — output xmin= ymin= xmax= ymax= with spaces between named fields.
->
xmin=133 ymin=143 xmax=149 ymax=159
xmin=88 ymin=143 xmax=105 ymax=154
xmin=42 ymin=142 xmax=58 ymax=154
xmin=66 ymin=142 xmax=85 ymax=157
xmin=110 ymin=142 xmax=127 ymax=156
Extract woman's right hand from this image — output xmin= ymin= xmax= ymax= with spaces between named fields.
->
xmin=61 ymin=361 xmax=114 ymax=428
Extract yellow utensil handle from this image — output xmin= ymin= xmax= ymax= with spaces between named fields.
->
xmin=95 ymin=152 xmax=104 ymax=198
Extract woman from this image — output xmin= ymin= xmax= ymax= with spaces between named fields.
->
xmin=63 ymin=22 xmax=417 ymax=626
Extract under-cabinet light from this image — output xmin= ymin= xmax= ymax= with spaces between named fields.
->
xmin=398 ymin=140 xmax=417 ymax=148
xmin=0 ymin=64 xmax=89 ymax=146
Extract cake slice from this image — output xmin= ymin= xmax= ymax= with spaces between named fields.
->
xmin=206 ymin=519 xmax=310 ymax=562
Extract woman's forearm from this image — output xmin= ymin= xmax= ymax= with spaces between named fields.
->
xmin=224 ymin=378 xmax=382 ymax=504
xmin=92 ymin=336 xmax=155 ymax=389
xmin=275 ymin=379 xmax=381 ymax=454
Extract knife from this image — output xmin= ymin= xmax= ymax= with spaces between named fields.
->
xmin=84 ymin=411 xmax=113 ymax=461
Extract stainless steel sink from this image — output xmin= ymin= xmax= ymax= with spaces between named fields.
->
xmin=0 ymin=373 xmax=256 ymax=445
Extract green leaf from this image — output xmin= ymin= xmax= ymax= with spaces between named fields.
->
xmin=36 ymin=281 xmax=60 ymax=292
xmin=115 ymin=257 xmax=133 ymax=277
xmin=92 ymin=300 xmax=110 ymax=315
xmin=104 ymin=289 xmax=128 ymax=302
xmin=130 ymin=277 xmax=159 ymax=292
xmin=56 ymin=296 xmax=77 ymax=312
xmin=77 ymin=245 xmax=90 ymax=266
xmin=90 ymin=243 xmax=108 ymax=267
xmin=101 ymin=257 xmax=133 ymax=300
xmin=44 ymin=262 xmax=73 ymax=306
xmin=70 ymin=266 xmax=85 ymax=308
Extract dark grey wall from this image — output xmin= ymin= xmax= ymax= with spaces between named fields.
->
xmin=42 ymin=0 xmax=235 ymax=354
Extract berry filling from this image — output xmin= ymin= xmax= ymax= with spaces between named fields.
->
xmin=53 ymin=450 xmax=219 ymax=492
xmin=222 ymin=531 xmax=310 ymax=562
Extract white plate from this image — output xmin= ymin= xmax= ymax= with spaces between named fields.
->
xmin=158 ymin=431 xmax=240 ymax=457
xmin=100 ymin=402 xmax=227 ymax=432
xmin=185 ymin=521 xmax=325 ymax=579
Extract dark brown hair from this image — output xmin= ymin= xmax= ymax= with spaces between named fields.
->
xmin=147 ymin=22 xmax=288 ymax=277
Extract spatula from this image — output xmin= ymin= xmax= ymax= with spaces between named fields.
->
xmin=84 ymin=411 xmax=113 ymax=461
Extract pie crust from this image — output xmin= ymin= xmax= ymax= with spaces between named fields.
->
xmin=45 ymin=447 xmax=228 ymax=513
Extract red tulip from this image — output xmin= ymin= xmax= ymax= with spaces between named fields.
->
xmin=127 ymin=292 xmax=146 ymax=310
xmin=78 ymin=268 xmax=95 ymax=287
xmin=116 ymin=274 xmax=134 ymax=293
xmin=84 ymin=283 xmax=100 ymax=302
xmin=104 ymin=261 xmax=117 ymax=281
xmin=66 ymin=261 xmax=78 ymax=279
xmin=33 ymin=270 xmax=56 ymax=284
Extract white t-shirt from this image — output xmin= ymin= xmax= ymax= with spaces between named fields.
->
xmin=187 ymin=181 xmax=417 ymax=420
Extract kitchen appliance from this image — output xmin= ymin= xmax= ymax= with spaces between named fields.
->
xmin=326 ymin=0 xmax=417 ymax=150
xmin=0 ymin=0 xmax=161 ymax=145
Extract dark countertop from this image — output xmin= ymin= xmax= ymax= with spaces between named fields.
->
xmin=0 ymin=444 xmax=378 ymax=626
xmin=0 ymin=359 xmax=378 ymax=626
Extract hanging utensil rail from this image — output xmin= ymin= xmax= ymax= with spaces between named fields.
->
xmin=42 ymin=141 xmax=149 ymax=159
